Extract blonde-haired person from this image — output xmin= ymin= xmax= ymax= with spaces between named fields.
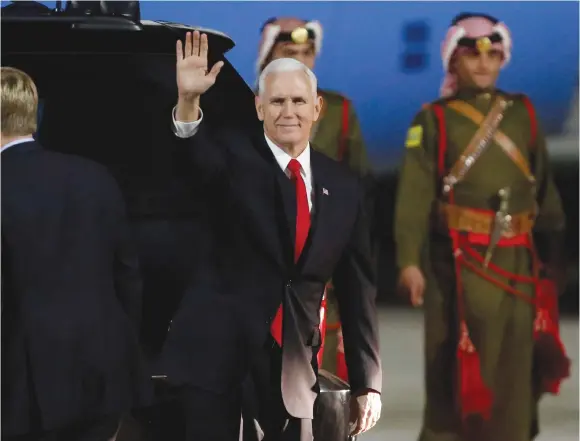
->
xmin=1 ymin=67 xmax=39 ymax=141
xmin=1 ymin=67 xmax=151 ymax=441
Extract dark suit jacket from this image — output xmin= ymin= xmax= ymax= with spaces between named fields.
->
xmin=161 ymin=125 xmax=382 ymax=419
xmin=1 ymin=141 xmax=150 ymax=436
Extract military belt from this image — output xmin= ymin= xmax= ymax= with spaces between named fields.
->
xmin=436 ymin=202 xmax=535 ymax=238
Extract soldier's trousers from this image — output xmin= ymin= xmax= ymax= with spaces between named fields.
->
xmin=419 ymin=240 xmax=537 ymax=441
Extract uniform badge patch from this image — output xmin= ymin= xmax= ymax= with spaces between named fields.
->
xmin=405 ymin=125 xmax=423 ymax=148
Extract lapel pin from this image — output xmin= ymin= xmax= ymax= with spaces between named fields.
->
xmin=322 ymin=188 xmax=329 ymax=196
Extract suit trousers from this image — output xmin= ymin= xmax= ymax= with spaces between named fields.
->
xmin=242 ymin=337 xmax=314 ymax=441
xmin=5 ymin=415 xmax=121 ymax=441
xmin=181 ymin=337 xmax=313 ymax=441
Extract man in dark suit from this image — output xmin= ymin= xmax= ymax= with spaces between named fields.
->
xmin=160 ymin=31 xmax=382 ymax=441
xmin=1 ymin=67 xmax=150 ymax=441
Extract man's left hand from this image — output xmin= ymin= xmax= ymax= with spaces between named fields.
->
xmin=348 ymin=391 xmax=382 ymax=436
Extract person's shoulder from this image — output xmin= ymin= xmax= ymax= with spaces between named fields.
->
xmin=403 ymin=96 xmax=441 ymax=129
xmin=319 ymin=88 xmax=351 ymax=106
xmin=498 ymin=90 xmax=537 ymax=125
xmin=49 ymin=150 xmax=110 ymax=177
xmin=318 ymin=89 xmax=362 ymax=124
xmin=40 ymin=148 xmax=120 ymax=195
xmin=400 ymin=96 xmax=453 ymax=150
xmin=418 ymin=95 xmax=455 ymax=112
xmin=406 ymin=95 xmax=456 ymax=130
xmin=311 ymin=147 xmax=360 ymax=188
xmin=500 ymin=90 xmax=536 ymax=110
xmin=499 ymin=89 xmax=534 ymax=103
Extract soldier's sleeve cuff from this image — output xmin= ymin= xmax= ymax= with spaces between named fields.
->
xmin=396 ymin=255 xmax=421 ymax=271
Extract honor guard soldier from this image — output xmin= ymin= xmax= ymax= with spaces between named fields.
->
xmin=256 ymin=16 xmax=373 ymax=381
xmin=394 ymin=13 xmax=569 ymax=441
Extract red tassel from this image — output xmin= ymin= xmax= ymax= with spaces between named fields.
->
xmin=535 ymin=279 xmax=558 ymax=315
xmin=457 ymin=322 xmax=493 ymax=420
xmin=533 ymin=279 xmax=571 ymax=395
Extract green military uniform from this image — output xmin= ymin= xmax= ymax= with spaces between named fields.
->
xmin=312 ymin=89 xmax=370 ymax=175
xmin=394 ymin=87 xmax=566 ymax=441
xmin=312 ymin=88 xmax=371 ymax=375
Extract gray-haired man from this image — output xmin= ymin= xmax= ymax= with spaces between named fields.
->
xmin=160 ymin=31 xmax=382 ymax=441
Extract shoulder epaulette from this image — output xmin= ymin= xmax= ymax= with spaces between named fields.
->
xmin=494 ymin=89 xmax=531 ymax=103
xmin=421 ymin=95 xmax=452 ymax=111
xmin=318 ymin=89 xmax=345 ymax=98
xmin=422 ymin=95 xmax=456 ymax=111
xmin=435 ymin=95 xmax=455 ymax=105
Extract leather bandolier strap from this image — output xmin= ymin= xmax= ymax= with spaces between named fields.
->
xmin=442 ymin=96 xmax=510 ymax=194
xmin=446 ymin=99 xmax=536 ymax=185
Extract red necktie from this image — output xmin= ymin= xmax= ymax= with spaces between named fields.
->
xmin=270 ymin=159 xmax=311 ymax=346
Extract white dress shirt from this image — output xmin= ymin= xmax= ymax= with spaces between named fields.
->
xmin=1 ymin=137 xmax=35 ymax=153
xmin=172 ymin=106 xmax=314 ymax=212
